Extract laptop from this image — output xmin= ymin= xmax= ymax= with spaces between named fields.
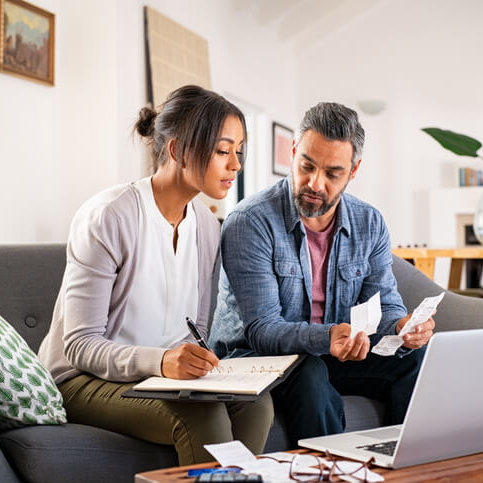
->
xmin=299 ymin=329 xmax=483 ymax=468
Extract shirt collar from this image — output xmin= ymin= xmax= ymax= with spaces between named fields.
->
xmin=282 ymin=176 xmax=351 ymax=238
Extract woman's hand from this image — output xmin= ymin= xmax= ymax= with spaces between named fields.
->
xmin=161 ymin=343 xmax=219 ymax=379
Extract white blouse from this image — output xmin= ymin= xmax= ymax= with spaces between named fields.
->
xmin=114 ymin=177 xmax=199 ymax=349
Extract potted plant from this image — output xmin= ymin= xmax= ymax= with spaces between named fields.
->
xmin=422 ymin=128 xmax=483 ymax=244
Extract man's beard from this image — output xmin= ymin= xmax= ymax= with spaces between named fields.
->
xmin=291 ymin=178 xmax=349 ymax=218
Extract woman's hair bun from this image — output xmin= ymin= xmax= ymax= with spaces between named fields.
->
xmin=135 ymin=107 xmax=157 ymax=138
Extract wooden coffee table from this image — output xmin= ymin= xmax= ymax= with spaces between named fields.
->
xmin=135 ymin=449 xmax=483 ymax=482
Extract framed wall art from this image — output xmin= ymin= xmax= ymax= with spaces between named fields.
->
xmin=272 ymin=122 xmax=293 ymax=177
xmin=0 ymin=0 xmax=55 ymax=85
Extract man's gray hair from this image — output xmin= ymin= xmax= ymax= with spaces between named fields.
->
xmin=296 ymin=102 xmax=365 ymax=166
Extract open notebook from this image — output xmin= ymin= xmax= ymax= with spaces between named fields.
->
xmin=123 ymin=354 xmax=302 ymax=402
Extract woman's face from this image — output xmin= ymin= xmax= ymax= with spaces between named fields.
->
xmin=193 ymin=115 xmax=244 ymax=200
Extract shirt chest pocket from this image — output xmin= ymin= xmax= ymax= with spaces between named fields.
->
xmin=338 ymin=261 xmax=372 ymax=307
xmin=274 ymin=259 xmax=304 ymax=307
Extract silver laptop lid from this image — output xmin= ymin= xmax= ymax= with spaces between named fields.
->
xmin=393 ymin=329 xmax=483 ymax=468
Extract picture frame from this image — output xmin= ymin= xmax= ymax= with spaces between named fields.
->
xmin=0 ymin=0 xmax=55 ymax=85
xmin=272 ymin=122 xmax=294 ymax=177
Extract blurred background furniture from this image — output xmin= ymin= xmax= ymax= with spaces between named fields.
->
xmin=392 ymin=246 xmax=483 ymax=296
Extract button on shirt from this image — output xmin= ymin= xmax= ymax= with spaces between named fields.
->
xmin=114 ymin=177 xmax=198 ymax=349
xmin=209 ymin=176 xmax=407 ymax=359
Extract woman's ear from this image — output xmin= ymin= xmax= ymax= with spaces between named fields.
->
xmin=167 ymin=138 xmax=178 ymax=162
xmin=168 ymin=139 xmax=186 ymax=169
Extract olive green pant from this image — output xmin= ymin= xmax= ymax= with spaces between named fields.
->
xmin=59 ymin=374 xmax=274 ymax=465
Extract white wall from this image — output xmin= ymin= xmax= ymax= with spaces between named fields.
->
xmin=0 ymin=0 xmax=118 ymax=242
xmin=3 ymin=0 xmax=482 ymax=251
xmin=296 ymin=0 xmax=483 ymax=248
xmin=1 ymin=0 xmax=298 ymax=242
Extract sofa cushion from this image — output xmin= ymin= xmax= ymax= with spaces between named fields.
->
xmin=0 ymin=315 xmax=66 ymax=430
xmin=0 ymin=423 xmax=178 ymax=483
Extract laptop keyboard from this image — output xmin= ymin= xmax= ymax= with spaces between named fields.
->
xmin=357 ymin=440 xmax=397 ymax=456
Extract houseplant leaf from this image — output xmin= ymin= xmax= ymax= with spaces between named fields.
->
xmin=422 ymin=128 xmax=482 ymax=157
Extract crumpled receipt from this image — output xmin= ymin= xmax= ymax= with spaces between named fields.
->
xmin=372 ymin=292 xmax=444 ymax=356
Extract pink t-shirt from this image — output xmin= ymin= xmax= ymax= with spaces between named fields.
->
xmin=304 ymin=216 xmax=336 ymax=324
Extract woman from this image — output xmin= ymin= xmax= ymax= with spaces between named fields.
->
xmin=38 ymin=85 xmax=273 ymax=465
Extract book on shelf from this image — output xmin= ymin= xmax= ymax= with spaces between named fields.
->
xmin=459 ymin=167 xmax=483 ymax=187
xmin=122 ymin=354 xmax=303 ymax=402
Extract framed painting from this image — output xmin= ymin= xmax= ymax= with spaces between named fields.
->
xmin=272 ymin=122 xmax=293 ymax=177
xmin=0 ymin=0 xmax=55 ymax=85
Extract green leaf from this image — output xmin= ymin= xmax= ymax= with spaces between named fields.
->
xmin=7 ymin=364 xmax=22 ymax=379
xmin=22 ymin=413 xmax=37 ymax=425
xmin=34 ymin=366 xmax=47 ymax=380
xmin=34 ymin=405 xmax=46 ymax=416
xmin=18 ymin=396 xmax=32 ymax=409
xmin=422 ymin=127 xmax=482 ymax=157
xmin=10 ymin=379 xmax=24 ymax=392
xmin=27 ymin=374 xmax=42 ymax=387
xmin=0 ymin=345 xmax=13 ymax=360
xmin=6 ymin=339 xmax=17 ymax=352
xmin=0 ymin=388 xmax=13 ymax=402
xmin=22 ymin=354 xmax=33 ymax=365
xmin=45 ymin=384 xmax=58 ymax=398
xmin=37 ymin=391 xmax=49 ymax=406
xmin=0 ymin=369 xmax=4 ymax=383
xmin=8 ymin=404 xmax=19 ymax=418
xmin=17 ymin=359 xmax=28 ymax=370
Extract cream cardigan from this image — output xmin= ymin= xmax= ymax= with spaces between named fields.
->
xmin=38 ymin=183 xmax=220 ymax=384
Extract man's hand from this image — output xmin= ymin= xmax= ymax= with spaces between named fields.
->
xmin=396 ymin=313 xmax=435 ymax=349
xmin=330 ymin=323 xmax=370 ymax=362
xmin=161 ymin=343 xmax=219 ymax=379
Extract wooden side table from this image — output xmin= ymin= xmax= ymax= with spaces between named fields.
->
xmin=392 ymin=247 xmax=483 ymax=289
xmin=135 ymin=449 xmax=483 ymax=482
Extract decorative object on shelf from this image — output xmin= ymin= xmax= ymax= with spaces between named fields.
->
xmin=0 ymin=0 xmax=55 ymax=85
xmin=272 ymin=122 xmax=293 ymax=177
xmin=422 ymin=127 xmax=483 ymax=244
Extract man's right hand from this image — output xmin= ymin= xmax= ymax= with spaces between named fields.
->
xmin=161 ymin=343 xmax=219 ymax=379
xmin=329 ymin=323 xmax=370 ymax=362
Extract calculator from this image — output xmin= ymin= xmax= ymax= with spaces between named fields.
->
xmin=195 ymin=472 xmax=262 ymax=482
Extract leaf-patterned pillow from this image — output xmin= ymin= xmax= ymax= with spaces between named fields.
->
xmin=0 ymin=315 xmax=67 ymax=430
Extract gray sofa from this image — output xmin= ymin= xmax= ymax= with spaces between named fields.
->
xmin=0 ymin=244 xmax=482 ymax=483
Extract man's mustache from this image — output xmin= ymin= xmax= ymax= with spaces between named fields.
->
xmin=299 ymin=188 xmax=326 ymax=201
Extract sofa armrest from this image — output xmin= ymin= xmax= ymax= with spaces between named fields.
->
xmin=392 ymin=255 xmax=483 ymax=333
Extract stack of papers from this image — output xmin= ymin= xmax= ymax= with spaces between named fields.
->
xmin=204 ymin=441 xmax=384 ymax=482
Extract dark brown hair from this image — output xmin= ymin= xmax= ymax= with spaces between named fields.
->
xmin=135 ymin=85 xmax=247 ymax=177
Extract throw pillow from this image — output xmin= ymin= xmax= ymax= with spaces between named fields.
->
xmin=0 ymin=314 xmax=67 ymax=430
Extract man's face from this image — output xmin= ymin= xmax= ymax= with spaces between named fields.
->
xmin=291 ymin=129 xmax=361 ymax=219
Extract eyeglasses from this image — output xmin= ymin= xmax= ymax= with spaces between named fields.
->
xmin=289 ymin=451 xmax=376 ymax=482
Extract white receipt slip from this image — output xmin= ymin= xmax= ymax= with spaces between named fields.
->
xmin=372 ymin=292 xmax=444 ymax=356
xmin=350 ymin=292 xmax=382 ymax=339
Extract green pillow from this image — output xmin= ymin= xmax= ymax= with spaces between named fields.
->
xmin=0 ymin=315 xmax=67 ymax=430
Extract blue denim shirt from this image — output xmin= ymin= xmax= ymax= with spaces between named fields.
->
xmin=209 ymin=177 xmax=407 ymax=358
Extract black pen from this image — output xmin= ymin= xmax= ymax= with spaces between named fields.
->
xmin=186 ymin=317 xmax=210 ymax=350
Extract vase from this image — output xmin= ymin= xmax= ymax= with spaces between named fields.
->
xmin=473 ymin=191 xmax=483 ymax=245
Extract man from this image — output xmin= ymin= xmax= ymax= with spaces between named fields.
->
xmin=208 ymin=102 xmax=434 ymax=447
